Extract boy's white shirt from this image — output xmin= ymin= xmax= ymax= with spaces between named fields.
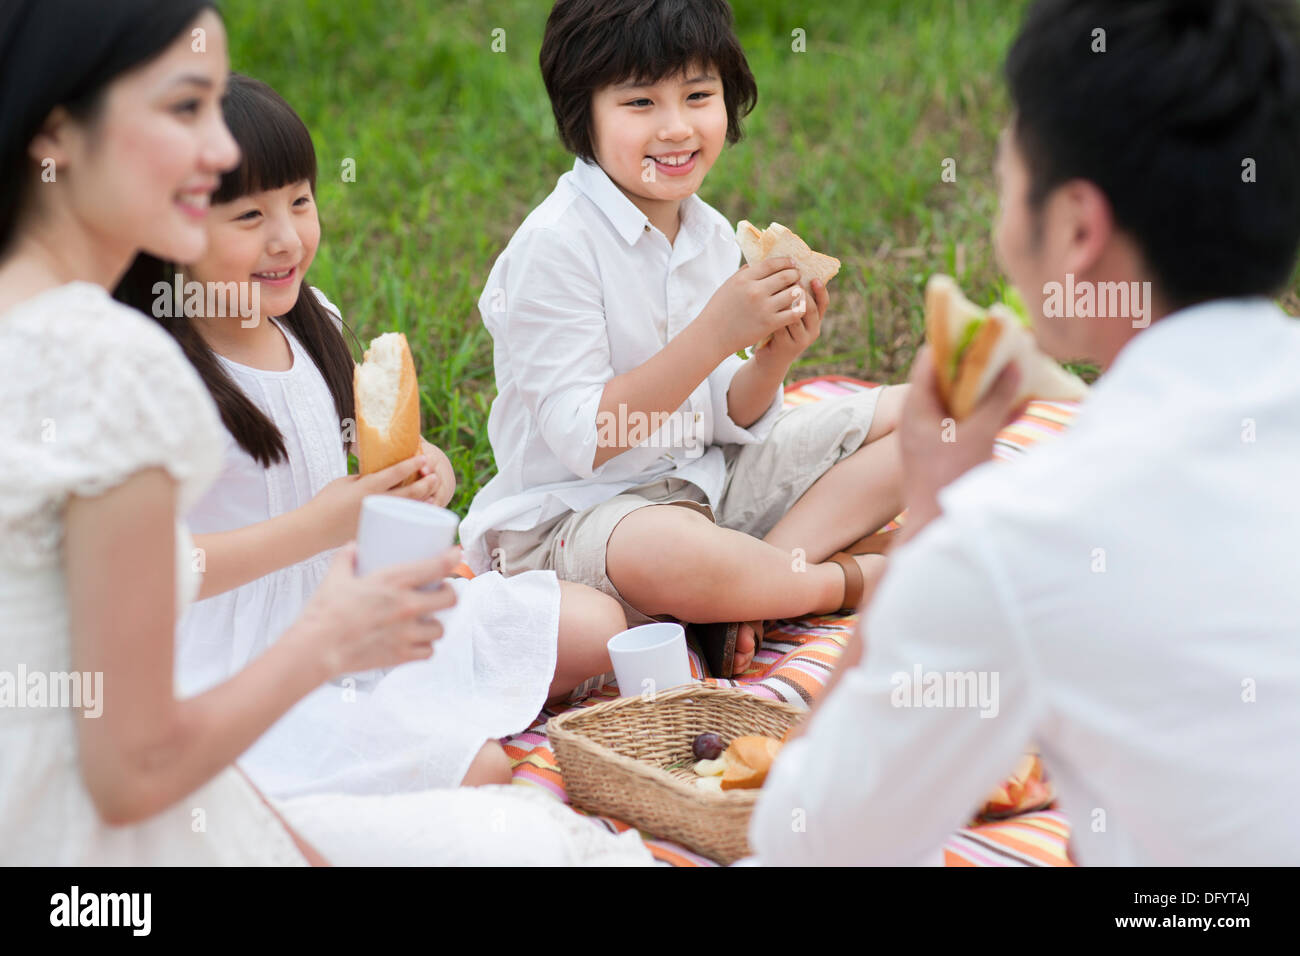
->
xmin=751 ymin=298 xmax=1300 ymax=866
xmin=460 ymin=158 xmax=783 ymax=571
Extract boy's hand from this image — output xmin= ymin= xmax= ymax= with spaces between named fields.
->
xmin=700 ymin=258 xmax=805 ymax=357
xmin=753 ymin=278 xmax=829 ymax=370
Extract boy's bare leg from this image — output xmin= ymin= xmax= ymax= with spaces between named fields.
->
xmin=546 ymin=582 xmax=624 ymax=702
xmin=763 ymin=430 xmax=903 ymax=561
xmin=764 ymin=386 xmax=908 ymax=562
xmin=605 ymin=506 xmax=885 ymax=670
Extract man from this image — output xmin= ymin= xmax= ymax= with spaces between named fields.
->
xmin=751 ymin=0 xmax=1300 ymax=866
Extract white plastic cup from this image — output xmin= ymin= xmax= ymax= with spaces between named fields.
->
xmin=607 ymin=622 xmax=694 ymax=698
xmin=356 ymin=495 xmax=459 ymax=578
xmin=347 ymin=496 xmax=460 ymax=688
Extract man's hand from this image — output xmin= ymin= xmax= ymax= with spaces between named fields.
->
xmin=898 ymin=346 xmax=1028 ymax=540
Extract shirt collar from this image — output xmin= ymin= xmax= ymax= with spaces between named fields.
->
xmin=1086 ymin=296 xmax=1286 ymax=403
xmin=1106 ymin=297 xmax=1280 ymax=371
xmin=570 ymin=157 xmax=717 ymax=249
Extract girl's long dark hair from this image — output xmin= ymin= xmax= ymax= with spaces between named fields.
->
xmin=0 ymin=0 xmax=215 ymax=255
xmin=115 ymin=74 xmax=360 ymax=467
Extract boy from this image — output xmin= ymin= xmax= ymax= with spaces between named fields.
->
xmin=460 ymin=0 xmax=906 ymax=677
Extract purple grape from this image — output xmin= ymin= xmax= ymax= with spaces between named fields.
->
xmin=692 ymin=733 xmax=724 ymax=761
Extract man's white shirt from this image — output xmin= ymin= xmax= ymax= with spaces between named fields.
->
xmin=751 ymin=298 xmax=1300 ymax=866
xmin=461 ymin=158 xmax=783 ymax=571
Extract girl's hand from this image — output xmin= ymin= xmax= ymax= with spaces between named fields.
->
xmin=290 ymin=543 xmax=461 ymax=677
xmin=699 ymin=258 xmax=805 ymax=357
xmin=415 ymin=438 xmax=456 ymax=508
xmin=753 ymin=278 xmax=829 ymax=370
xmin=307 ymin=455 xmax=440 ymax=551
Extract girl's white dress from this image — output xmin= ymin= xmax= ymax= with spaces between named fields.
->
xmin=177 ymin=289 xmax=562 ymax=796
xmin=0 ymin=283 xmax=652 ymax=866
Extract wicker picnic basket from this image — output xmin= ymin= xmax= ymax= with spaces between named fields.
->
xmin=546 ymin=683 xmax=804 ymax=864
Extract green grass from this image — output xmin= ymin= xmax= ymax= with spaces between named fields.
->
xmin=221 ymin=0 xmax=1299 ymax=515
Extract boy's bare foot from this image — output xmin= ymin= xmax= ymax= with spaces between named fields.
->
xmin=731 ymin=620 xmax=764 ymax=675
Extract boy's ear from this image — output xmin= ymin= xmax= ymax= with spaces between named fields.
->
xmin=28 ymin=105 xmax=74 ymax=170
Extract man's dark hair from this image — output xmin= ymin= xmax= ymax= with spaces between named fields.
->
xmin=540 ymin=0 xmax=758 ymax=163
xmin=1005 ymin=0 xmax=1300 ymax=307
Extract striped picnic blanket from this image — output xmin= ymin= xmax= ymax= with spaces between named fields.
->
xmin=500 ymin=375 xmax=1082 ymax=866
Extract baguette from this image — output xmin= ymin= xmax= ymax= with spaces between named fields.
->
xmin=354 ymin=332 xmax=421 ymax=486
xmin=925 ymin=274 xmax=1088 ymax=420
xmin=736 ymin=221 xmax=841 ymax=348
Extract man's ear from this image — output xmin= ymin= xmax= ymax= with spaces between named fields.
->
xmin=1056 ymin=178 xmax=1114 ymax=277
xmin=28 ymin=105 xmax=74 ymax=171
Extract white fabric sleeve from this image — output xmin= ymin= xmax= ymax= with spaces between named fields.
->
xmin=707 ymin=352 xmax=783 ymax=445
xmin=497 ymin=228 xmax=616 ymax=480
xmin=0 ymin=291 xmax=224 ymax=567
xmin=748 ymin=513 xmax=1044 ymax=865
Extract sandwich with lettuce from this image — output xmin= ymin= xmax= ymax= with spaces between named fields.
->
xmin=925 ymin=274 xmax=1088 ymax=419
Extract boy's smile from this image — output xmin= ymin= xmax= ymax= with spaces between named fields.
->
xmin=590 ymin=65 xmax=728 ymax=240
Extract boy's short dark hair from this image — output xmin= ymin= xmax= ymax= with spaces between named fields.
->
xmin=540 ymin=0 xmax=758 ymax=163
xmin=1005 ymin=0 xmax=1300 ymax=308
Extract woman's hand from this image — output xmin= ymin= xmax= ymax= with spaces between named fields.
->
xmin=288 ymin=543 xmax=461 ymax=679
xmin=307 ymin=455 xmax=442 ymax=551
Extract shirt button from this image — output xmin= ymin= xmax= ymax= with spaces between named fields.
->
xmin=644 ymin=224 xmax=650 ymax=232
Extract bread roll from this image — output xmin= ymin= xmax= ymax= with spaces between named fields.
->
xmin=736 ymin=221 xmax=841 ymax=348
xmin=354 ymin=332 xmax=421 ymax=487
xmin=719 ymin=735 xmax=784 ymax=791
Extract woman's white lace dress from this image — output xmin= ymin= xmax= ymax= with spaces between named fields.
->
xmin=0 ymin=283 xmax=653 ymax=866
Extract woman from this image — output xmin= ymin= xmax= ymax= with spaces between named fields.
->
xmin=0 ymin=0 xmax=650 ymax=867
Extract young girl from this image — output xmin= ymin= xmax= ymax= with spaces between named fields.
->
xmin=115 ymin=74 xmax=623 ymax=797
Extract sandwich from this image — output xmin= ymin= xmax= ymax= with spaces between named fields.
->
xmin=925 ymin=274 xmax=1089 ymax=420
xmin=736 ymin=221 xmax=841 ymax=348
xmin=353 ymin=332 xmax=421 ymax=486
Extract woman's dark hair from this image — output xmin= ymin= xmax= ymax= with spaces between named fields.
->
xmin=1005 ymin=0 xmax=1300 ymax=308
xmin=0 ymin=0 xmax=216 ymax=255
xmin=540 ymin=0 xmax=758 ymax=163
xmin=115 ymin=74 xmax=360 ymax=468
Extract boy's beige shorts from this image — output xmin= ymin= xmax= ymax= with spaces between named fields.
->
xmin=487 ymin=386 xmax=885 ymax=626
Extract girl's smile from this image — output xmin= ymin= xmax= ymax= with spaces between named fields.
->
xmin=252 ymin=264 xmax=299 ymax=286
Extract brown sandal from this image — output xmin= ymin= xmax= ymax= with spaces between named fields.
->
xmin=694 ymin=619 xmax=766 ymax=679
xmin=825 ymin=552 xmax=866 ymax=612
